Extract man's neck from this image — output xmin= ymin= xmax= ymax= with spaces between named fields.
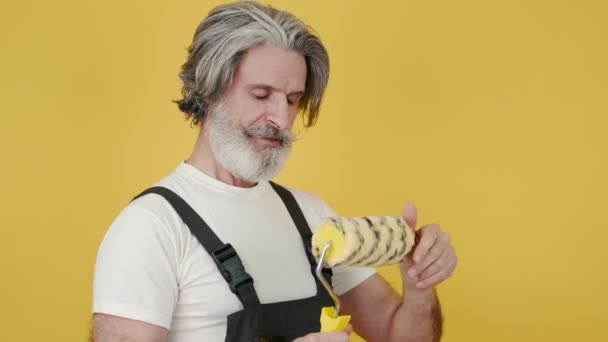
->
xmin=186 ymin=129 xmax=257 ymax=188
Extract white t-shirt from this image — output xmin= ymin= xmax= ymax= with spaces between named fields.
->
xmin=93 ymin=162 xmax=375 ymax=341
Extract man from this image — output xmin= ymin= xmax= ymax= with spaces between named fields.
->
xmin=92 ymin=1 xmax=457 ymax=341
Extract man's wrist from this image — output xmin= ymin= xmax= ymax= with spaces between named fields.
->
xmin=404 ymin=286 xmax=437 ymax=306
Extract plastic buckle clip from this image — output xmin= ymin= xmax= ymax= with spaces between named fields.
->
xmin=212 ymin=243 xmax=254 ymax=293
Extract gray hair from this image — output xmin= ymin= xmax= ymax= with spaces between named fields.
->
xmin=175 ymin=0 xmax=330 ymax=127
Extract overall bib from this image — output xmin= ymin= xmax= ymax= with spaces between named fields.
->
xmin=133 ymin=182 xmax=335 ymax=341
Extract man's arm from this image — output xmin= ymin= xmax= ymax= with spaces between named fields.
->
xmin=340 ymin=274 xmax=442 ymax=342
xmin=92 ymin=203 xmax=180 ymax=342
xmin=91 ymin=314 xmax=168 ymax=342
xmin=340 ymin=203 xmax=456 ymax=342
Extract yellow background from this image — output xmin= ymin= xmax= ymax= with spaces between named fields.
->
xmin=1 ymin=0 xmax=607 ymax=341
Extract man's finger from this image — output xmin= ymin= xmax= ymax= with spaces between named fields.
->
xmin=297 ymin=330 xmax=350 ymax=342
xmin=417 ymin=245 xmax=451 ymax=280
xmin=344 ymin=324 xmax=353 ymax=335
xmin=416 ymin=258 xmax=457 ymax=289
xmin=412 ymin=225 xmax=439 ymax=264
xmin=413 ymin=239 xmax=444 ymax=275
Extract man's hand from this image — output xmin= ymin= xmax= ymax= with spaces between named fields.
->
xmin=402 ymin=202 xmax=457 ymax=291
xmin=292 ymin=325 xmax=352 ymax=342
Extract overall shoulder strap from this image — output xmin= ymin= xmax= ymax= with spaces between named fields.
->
xmin=268 ymin=182 xmax=333 ymax=282
xmin=133 ymin=186 xmax=260 ymax=307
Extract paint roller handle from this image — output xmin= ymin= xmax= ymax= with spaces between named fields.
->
xmin=316 ymin=241 xmax=352 ymax=332
xmin=320 ymin=306 xmax=351 ymax=332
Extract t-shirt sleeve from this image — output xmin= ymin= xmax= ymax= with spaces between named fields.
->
xmin=296 ymin=191 xmax=377 ymax=296
xmin=93 ymin=203 xmax=179 ymax=329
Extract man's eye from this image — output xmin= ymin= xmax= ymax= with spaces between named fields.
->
xmin=253 ymin=93 xmax=269 ymax=100
xmin=287 ymin=97 xmax=301 ymax=106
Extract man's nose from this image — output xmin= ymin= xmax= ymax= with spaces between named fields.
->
xmin=266 ymin=95 xmax=290 ymax=130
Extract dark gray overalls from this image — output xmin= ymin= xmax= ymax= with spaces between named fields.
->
xmin=133 ymin=182 xmax=335 ymax=341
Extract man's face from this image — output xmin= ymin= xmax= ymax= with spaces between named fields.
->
xmin=205 ymin=45 xmax=308 ymax=182
xmin=223 ymin=44 xmax=307 ymax=139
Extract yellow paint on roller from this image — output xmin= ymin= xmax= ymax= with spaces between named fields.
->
xmin=314 ymin=225 xmax=346 ymax=261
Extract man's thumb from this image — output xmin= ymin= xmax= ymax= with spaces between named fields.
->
xmin=403 ymin=201 xmax=417 ymax=231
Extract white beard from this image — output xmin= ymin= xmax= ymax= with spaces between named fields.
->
xmin=204 ymin=102 xmax=294 ymax=183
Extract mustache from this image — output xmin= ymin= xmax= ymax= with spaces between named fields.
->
xmin=244 ymin=124 xmax=299 ymax=146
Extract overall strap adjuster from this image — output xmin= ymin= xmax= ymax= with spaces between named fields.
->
xmin=212 ymin=243 xmax=254 ymax=294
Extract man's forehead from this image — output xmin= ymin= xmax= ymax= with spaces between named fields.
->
xmin=233 ymin=45 xmax=307 ymax=91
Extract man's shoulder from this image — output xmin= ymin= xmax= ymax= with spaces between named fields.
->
xmin=278 ymin=184 xmax=324 ymax=207
xmin=103 ymin=194 xmax=180 ymax=243
xmin=120 ymin=164 xmax=190 ymax=224
xmin=106 ymin=172 xmax=188 ymax=242
xmin=128 ymin=190 xmax=179 ymax=220
xmin=274 ymin=183 xmax=338 ymax=228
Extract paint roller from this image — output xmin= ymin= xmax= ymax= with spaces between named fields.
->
xmin=312 ymin=216 xmax=416 ymax=332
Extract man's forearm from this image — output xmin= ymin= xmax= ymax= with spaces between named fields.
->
xmin=388 ymin=288 xmax=443 ymax=342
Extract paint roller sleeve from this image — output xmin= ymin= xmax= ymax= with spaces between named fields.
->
xmin=312 ymin=216 xmax=415 ymax=268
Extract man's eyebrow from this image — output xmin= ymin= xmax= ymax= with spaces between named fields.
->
xmin=246 ymin=84 xmax=305 ymax=96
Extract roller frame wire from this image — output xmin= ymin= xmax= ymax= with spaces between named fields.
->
xmin=315 ymin=241 xmax=341 ymax=318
